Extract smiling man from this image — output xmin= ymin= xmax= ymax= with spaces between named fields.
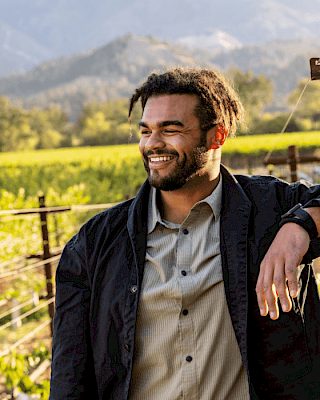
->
xmin=139 ymin=95 xmax=214 ymax=194
xmin=50 ymin=67 xmax=320 ymax=400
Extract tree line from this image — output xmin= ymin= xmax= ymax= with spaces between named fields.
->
xmin=1 ymin=69 xmax=319 ymax=152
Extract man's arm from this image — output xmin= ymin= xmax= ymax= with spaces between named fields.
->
xmin=256 ymin=206 xmax=320 ymax=320
xmin=50 ymin=237 xmax=96 ymax=399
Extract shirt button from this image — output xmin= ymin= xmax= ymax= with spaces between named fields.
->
xmin=186 ymin=356 xmax=193 ymax=362
xmin=183 ymin=309 xmax=188 ymax=316
xmin=181 ymin=270 xmax=187 ymax=276
xmin=130 ymin=285 xmax=138 ymax=293
xmin=182 ymin=228 xmax=189 ymax=235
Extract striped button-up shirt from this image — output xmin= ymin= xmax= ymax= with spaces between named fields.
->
xmin=129 ymin=176 xmax=250 ymax=399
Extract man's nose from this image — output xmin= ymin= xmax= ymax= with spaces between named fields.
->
xmin=145 ymin=131 xmax=165 ymax=151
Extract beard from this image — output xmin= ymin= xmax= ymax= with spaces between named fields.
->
xmin=142 ymin=136 xmax=210 ymax=191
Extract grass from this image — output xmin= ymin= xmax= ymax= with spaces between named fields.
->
xmin=223 ymin=131 xmax=320 ymax=156
xmin=0 ymin=131 xmax=319 ymax=167
xmin=0 ymin=144 xmax=141 ymax=167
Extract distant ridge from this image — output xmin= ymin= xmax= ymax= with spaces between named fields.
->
xmin=0 ymin=34 xmax=319 ymax=120
xmin=1 ymin=0 xmax=320 ymax=76
xmin=0 ymin=35 xmax=215 ymax=120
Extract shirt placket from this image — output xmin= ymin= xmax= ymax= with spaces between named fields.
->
xmin=176 ymin=221 xmax=199 ymax=399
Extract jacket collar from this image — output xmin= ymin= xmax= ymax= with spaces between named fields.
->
xmin=127 ymin=180 xmax=150 ymax=283
xmin=220 ymin=165 xmax=252 ymax=372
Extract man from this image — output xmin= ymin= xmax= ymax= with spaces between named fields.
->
xmin=50 ymin=67 xmax=320 ymax=399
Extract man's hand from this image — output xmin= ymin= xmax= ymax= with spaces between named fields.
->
xmin=256 ymin=223 xmax=310 ymax=320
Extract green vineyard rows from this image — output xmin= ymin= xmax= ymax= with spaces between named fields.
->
xmin=224 ymin=131 xmax=319 ymax=155
xmin=0 ymin=131 xmax=319 ymax=264
xmin=1 ymin=131 xmax=319 ymax=168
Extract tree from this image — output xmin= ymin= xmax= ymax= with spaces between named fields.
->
xmin=228 ymin=68 xmax=274 ymax=132
xmin=288 ymin=78 xmax=320 ymax=129
xmin=78 ymin=99 xmax=141 ymax=146
xmin=0 ymin=97 xmax=38 ymax=152
xmin=250 ymin=112 xmax=312 ymax=135
xmin=28 ymin=106 xmax=68 ymax=149
xmin=0 ymin=98 xmax=72 ymax=151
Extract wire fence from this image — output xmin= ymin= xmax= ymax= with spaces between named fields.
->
xmin=264 ymin=145 xmax=320 ymax=184
xmin=0 ymin=199 xmax=119 ymax=364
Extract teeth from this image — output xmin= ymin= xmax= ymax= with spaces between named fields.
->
xmin=150 ymin=156 xmax=173 ymax=162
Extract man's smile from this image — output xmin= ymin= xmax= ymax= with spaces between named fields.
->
xmin=148 ymin=155 xmax=175 ymax=163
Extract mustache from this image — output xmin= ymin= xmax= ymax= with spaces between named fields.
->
xmin=143 ymin=149 xmax=179 ymax=158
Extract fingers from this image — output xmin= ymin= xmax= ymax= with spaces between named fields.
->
xmin=273 ymin=261 xmax=293 ymax=314
xmin=256 ymin=267 xmax=280 ymax=320
xmin=256 ymin=277 xmax=268 ymax=317
xmin=256 ymin=258 xmax=297 ymax=320
xmin=285 ymin=262 xmax=299 ymax=298
xmin=256 ymin=223 xmax=309 ymax=320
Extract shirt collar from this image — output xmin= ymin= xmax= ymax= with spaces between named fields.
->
xmin=147 ymin=174 xmax=222 ymax=234
xmin=197 ymin=173 xmax=222 ymax=220
xmin=147 ymin=186 xmax=163 ymax=234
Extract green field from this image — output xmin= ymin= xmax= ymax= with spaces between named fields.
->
xmin=0 ymin=130 xmax=319 ymax=199
xmin=0 ymin=144 xmax=140 ymax=167
xmin=0 ymin=131 xmax=319 ymax=262
xmin=224 ymin=131 xmax=319 ymax=155
xmin=0 ymin=131 xmax=319 ymax=168
xmin=0 ymin=145 xmax=145 ymax=262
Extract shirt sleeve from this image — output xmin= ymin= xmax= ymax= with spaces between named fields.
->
xmin=50 ymin=234 xmax=98 ymax=399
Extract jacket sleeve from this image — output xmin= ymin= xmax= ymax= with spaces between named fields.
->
xmin=50 ymin=233 xmax=98 ymax=399
xmin=286 ymin=180 xmax=320 ymax=261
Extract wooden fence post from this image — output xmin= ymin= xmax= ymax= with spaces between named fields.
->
xmin=12 ymin=298 xmax=21 ymax=330
xmin=287 ymin=145 xmax=299 ymax=183
xmin=38 ymin=195 xmax=55 ymax=337
xmin=32 ymin=291 xmax=39 ymax=307
xmin=53 ymin=214 xmax=61 ymax=247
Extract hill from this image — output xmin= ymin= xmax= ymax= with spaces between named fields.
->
xmin=0 ymin=34 xmax=319 ymax=120
xmin=1 ymin=0 xmax=320 ymax=76
xmin=0 ymin=34 xmax=215 ymax=121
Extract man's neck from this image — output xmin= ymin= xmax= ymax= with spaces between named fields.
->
xmin=157 ymin=173 xmax=220 ymax=224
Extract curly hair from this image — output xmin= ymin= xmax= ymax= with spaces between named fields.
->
xmin=128 ymin=67 xmax=245 ymax=137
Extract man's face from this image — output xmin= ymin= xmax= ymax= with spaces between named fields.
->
xmin=139 ymin=94 xmax=215 ymax=191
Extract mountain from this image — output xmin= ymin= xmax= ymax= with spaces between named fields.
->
xmin=1 ymin=0 xmax=320 ymax=76
xmin=205 ymin=37 xmax=320 ymax=94
xmin=0 ymin=34 xmax=215 ymax=96
xmin=176 ymin=29 xmax=242 ymax=51
xmin=0 ymin=34 xmax=318 ymax=121
xmin=0 ymin=34 xmax=215 ymax=121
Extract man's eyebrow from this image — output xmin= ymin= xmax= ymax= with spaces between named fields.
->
xmin=139 ymin=120 xmax=184 ymax=128
xmin=139 ymin=121 xmax=148 ymax=128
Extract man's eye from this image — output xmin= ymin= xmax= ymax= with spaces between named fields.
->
xmin=141 ymin=130 xmax=151 ymax=135
xmin=164 ymin=130 xmax=179 ymax=134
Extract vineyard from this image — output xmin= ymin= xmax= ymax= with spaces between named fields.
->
xmin=1 ymin=132 xmax=320 ymax=263
xmin=0 ymin=132 xmax=319 ymax=398
xmin=1 ymin=131 xmax=320 ymax=167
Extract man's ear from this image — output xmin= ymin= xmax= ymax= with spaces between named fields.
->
xmin=210 ymin=124 xmax=228 ymax=149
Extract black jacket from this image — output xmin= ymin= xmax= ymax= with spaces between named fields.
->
xmin=50 ymin=166 xmax=320 ymax=400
